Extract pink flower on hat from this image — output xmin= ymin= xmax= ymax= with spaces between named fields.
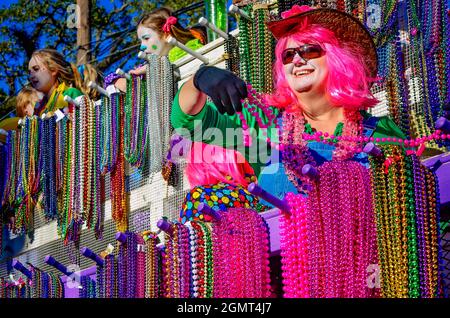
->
xmin=281 ymin=5 xmax=313 ymax=19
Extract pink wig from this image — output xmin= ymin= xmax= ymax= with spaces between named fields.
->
xmin=266 ymin=23 xmax=379 ymax=113
xmin=185 ymin=142 xmax=255 ymax=188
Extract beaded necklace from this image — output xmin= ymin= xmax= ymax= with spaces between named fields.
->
xmin=104 ymin=254 xmax=116 ymax=298
xmin=96 ymin=261 xmax=105 ymax=298
xmin=163 ymin=223 xmax=177 ymax=298
xmin=428 ymin=166 xmax=446 ymax=298
xmin=280 ymin=192 xmax=309 ymax=298
xmin=423 ymin=165 xmax=441 ymax=297
xmin=56 ymin=117 xmax=67 ymax=194
xmin=191 ymin=221 xmax=214 ymax=298
xmin=16 ymin=117 xmax=41 ymax=234
xmin=284 ymin=161 xmax=378 ymax=298
xmin=237 ymin=4 xmax=274 ymax=94
xmin=237 ymin=5 xmax=252 ymax=83
xmin=1 ymin=279 xmax=29 ymax=298
xmin=2 ymin=131 xmax=17 ymax=211
xmin=364 ymin=0 xmax=449 ymax=151
xmin=124 ymin=75 xmax=149 ymax=168
xmin=111 ymin=93 xmax=128 ymax=232
xmin=189 ymin=222 xmax=200 ymax=298
xmin=412 ymin=154 xmax=429 ymax=296
xmin=144 ymin=234 xmax=160 ymax=298
xmin=117 ymin=231 xmax=138 ymax=298
xmin=403 ymin=0 xmax=444 ymax=152
xmin=369 ymin=144 xmax=441 ymax=297
xmin=161 ymin=239 xmax=169 ymax=298
xmin=30 ymin=267 xmax=64 ymax=298
xmin=212 ymin=208 xmax=271 ymax=298
xmin=136 ymin=234 xmax=146 ymax=298
xmin=178 ymin=223 xmax=190 ymax=298
xmin=78 ymin=96 xmax=100 ymax=233
xmin=224 ymin=36 xmax=240 ymax=75
xmin=162 ymin=223 xmax=190 ymax=298
xmin=80 ymin=275 xmax=96 ymax=298
xmin=99 ymin=94 xmax=119 ymax=174
xmin=94 ymin=100 xmax=103 ymax=238
xmin=58 ymin=110 xmax=73 ymax=240
xmin=280 ymin=108 xmax=363 ymax=193
xmin=42 ymin=115 xmax=57 ymax=220
xmin=145 ymin=56 xmax=174 ymax=175
xmin=201 ymin=222 xmax=214 ymax=297
xmin=385 ymin=145 xmax=412 ymax=297
xmin=66 ymin=103 xmax=83 ymax=243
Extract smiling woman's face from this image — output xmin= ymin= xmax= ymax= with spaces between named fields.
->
xmin=28 ymin=56 xmax=56 ymax=95
xmin=283 ymin=39 xmax=328 ymax=95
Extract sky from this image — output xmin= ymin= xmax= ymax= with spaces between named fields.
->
xmin=0 ymin=0 xmax=156 ymax=98
xmin=1 ymin=0 xmax=450 ymax=101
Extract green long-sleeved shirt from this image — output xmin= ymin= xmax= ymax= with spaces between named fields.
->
xmin=171 ymin=86 xmax=406 ymax=176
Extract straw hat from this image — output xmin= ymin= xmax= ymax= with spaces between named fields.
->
xmin=267 ymin=5 xmax=378 ymax=78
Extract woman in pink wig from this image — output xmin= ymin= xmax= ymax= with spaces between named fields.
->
xmin=171 ymin=4 xmax=405 ymax=198
xmin=171 ymin=5 xmax=410 ymax=297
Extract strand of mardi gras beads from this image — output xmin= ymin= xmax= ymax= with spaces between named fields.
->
xmin=237 ymin=4 xmax=252 ymax=83
xmin=370 ymin=146 xmax=397 ymax=297
xmin=384 ymin=145 xmax=408 ymax=297
xmin=423 ymin=166 xmax=440 ymax=297
xmin=212 ymin=208 xmax=271 ymax=298
xmin=412 ymin=154 xmax=429 ymax=296
xmin=81 ymin=96 xmax=100 ymax=232
xmin=301 ymin=161 xmax=377 ymax=297
xmin=427 ymin=165 xmax=446 ymax=297
xmin=190 ymin=222 xmax=202 ymax=298
xmin=224 ymin=35 xmax=240 ymax=75
xmin=394 ymin=146 xmax=420 ymax=297
xmin=94 ymin=98 xmax=103 ymax=238
xmin=82 ymin=96 xmax=92 ymax=227
xmin=146 ymin=58 xmax=163 ymax=174
xmin=195 ymin=221 xmax=213 ymax=298
xmin=124 ymin=75 xmax=149 ymax=167
xmin=96 ymin=259 xmax=104 ymax=298
xmin=144 ymin=234 xmax=159 ymax=298
xmin=66 ymin=101 xmax=83 ymax=243
xmin=160 ymin=55 xmax=175 ymax=170
xmin=2 ymin=131 xmax=17 ymax=210
xmin=111 ymin=93 xmax=128 ymax=232
xmin=369 ymin=144 xmax=443 ymax=297
xmin=58 ymin=110 xmax=72 ymax=239
xmin=42 ymin=116 xmax=57 ymax=220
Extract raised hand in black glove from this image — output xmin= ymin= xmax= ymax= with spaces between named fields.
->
xmin=193 ymin=66 xmax=247 ymax=115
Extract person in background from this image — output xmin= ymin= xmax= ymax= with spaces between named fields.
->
xmin=28 ymin=48 xmax=99 ymax=115
xmin=110 ymin=7 xmax=207 ymax=91
xmin=0 ymin=86 xmax=42 ymax=144
xmin=15 ymin=86 xmax=41 ymax=117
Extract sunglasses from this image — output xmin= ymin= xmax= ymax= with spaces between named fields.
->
xmin=281 ymin=44 xmax=325 ymax=65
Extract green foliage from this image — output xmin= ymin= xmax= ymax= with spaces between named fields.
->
xmin=0 ymin=0 xmax=205 ymax=119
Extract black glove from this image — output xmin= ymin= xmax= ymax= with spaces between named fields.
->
xmin=193 ymin=66 xmax=247 ymax=115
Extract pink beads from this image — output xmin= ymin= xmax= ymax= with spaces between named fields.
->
xmin=281 ymin=193 xmax=309 ymax=298
xmin=281 ymin=162 xmax=379 ymax=298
